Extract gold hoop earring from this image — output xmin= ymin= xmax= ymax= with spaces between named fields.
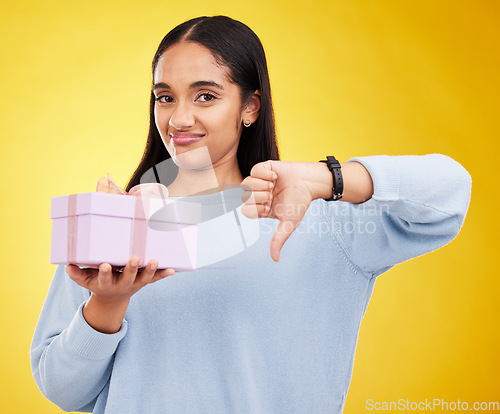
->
xmin=243 ymin=119 xmax=252 ymax=127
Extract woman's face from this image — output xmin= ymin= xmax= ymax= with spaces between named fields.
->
xmin=153 ymin=41 xmax=254 ymax=173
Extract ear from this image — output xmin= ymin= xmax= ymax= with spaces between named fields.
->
xmin=241 ymin=90 xmax=261 ymax=124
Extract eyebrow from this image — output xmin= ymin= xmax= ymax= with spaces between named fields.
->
xmin=152 ymin=80 xmax=224 ymax=92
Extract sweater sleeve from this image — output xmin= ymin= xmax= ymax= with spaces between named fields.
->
xmin=30 ymin=265 xmax=128 ymax=412
xmin=329 ymin=154 xmax=472 ymax=276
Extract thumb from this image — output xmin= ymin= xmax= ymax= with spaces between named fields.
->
xmin=270 ymin=220 xmax=298 ymax=262
xmin=65 ymin=264 xmax=87 ymax=284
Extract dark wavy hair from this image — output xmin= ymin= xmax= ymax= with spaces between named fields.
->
xmin=126 ymin=15 xmax=279 ymax=191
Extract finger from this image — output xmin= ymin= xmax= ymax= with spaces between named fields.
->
xmin=65 ymin=264 xmax=87 ymax=284
xmin=240 ymin=178 xmax=274 ymax=205
xmin=241 ymin=203 xmax=270 ymax=219
xmin=97 ymin=263 xmax=114 ymax=290
xmin=250 ymin=160 xmax=278 ymax=181
xmin=119 ymin=256 xmax=140 ymax=287
xmin=243 ymin=190 xmax=272 ymax=206
xmin=151 ymin=267 xmax=176 ymax=283
xmin=241 ymin=190 xmax=273 ymax=207
xmin=136 ymin=260 xmax=158 ymax=285
xmin=241 ymin=176 xmax=274 ymax=191
xmin=270 ymin=220 xmax=298 ymax=262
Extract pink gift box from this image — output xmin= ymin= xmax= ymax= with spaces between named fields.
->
xmin=50 ymin=192 xmax=201 ymax=271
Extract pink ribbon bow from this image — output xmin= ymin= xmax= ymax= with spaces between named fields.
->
xmin=96 ymin=173 xmax=169 ymax=199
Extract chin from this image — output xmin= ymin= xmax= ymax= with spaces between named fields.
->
xmin=171 ymin=145 xmax=214 ymax=172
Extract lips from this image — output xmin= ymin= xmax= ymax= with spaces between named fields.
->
xmin=169 ymin=133 xmax=205 ymax=145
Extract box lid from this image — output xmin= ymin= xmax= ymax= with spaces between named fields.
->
xmin=50 ymin=192 xmax=201 ymax=224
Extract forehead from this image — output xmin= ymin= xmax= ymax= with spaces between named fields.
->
xmin=154 ymin=41 xmax=231 ymax=84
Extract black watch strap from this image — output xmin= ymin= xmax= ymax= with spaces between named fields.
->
xmin=320 ymin=156 xmax=343 ymax=201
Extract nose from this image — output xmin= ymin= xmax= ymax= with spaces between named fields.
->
xmin=169 ymin=101 xmax=195 ymax=130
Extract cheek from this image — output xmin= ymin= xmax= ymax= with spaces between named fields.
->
xmin=205 ymin=106 xmax=242 ymax=138
xmin=154 ymin=107 xmax=171 ymax=134
xmin=154 ymin=108 xmax=173 ymax=153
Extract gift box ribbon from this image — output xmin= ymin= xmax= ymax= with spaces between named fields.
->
xmin=67 ymin=174 xmax=169 ymax=267
xmin=96 ymin=173 xmax=169 ymax=198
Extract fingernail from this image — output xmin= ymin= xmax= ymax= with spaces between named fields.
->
xmin=131 ymin=258 xmax=139 ymax=267
xmin=273 ymin=173 xmax=278 ymax=180
xmin=150 ymin=262 xmax=158 ymax=271
xmin=269 ymin=181 xmax=274 ymax=189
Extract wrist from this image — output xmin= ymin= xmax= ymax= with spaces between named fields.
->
xmin=88 ymin=292 xmax=131 ymax=308
xmin=83 ymin=294 xmax=130 ymax=334
xmin=340 ymin=161 xmax=374 ymax=203
xmin=310 ymin=162 xmax=335 ymax=200
xmin=311 ymin=160 xmax=374 ymax=203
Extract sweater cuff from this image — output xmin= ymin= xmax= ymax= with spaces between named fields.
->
xmin=347 ymin=155 xmax=400 ymax=201
xmin=62 ymin=302 xmax=128 ymax=361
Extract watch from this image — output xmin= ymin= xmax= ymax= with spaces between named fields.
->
xmin=319 ymin=156 xmax=343 ymax=201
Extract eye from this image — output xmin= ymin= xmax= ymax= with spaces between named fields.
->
xmin=196 ymin=93 xmax=217 ymax=103
xmin=155 ymin=95 xmax=174 ymax=104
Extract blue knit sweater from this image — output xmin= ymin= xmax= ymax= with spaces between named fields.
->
xmin=31 ymin=154 xmax=472 ymax=414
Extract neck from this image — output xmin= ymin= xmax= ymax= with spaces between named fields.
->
xmin=168 ymin=162 xmax=244 ymax=197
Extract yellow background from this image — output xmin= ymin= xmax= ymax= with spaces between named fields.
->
xmin=1 ymin=0 xmax=498 ymax=412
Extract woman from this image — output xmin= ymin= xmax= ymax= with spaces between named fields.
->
xmin=31 ymin=16 xmax=472 ymax=414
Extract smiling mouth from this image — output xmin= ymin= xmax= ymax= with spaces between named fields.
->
xmin=170 ymin=133 xmax=205 ymax=145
